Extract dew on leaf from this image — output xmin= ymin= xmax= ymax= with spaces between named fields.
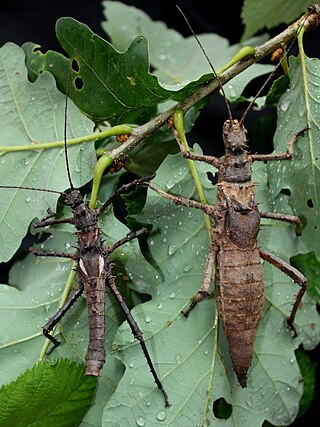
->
xmin=156 ymin=410 xmax=167 ymax=421
xmin=136 ymin=415 xmax=145 ymax=426
xmin=165 ymin=179 xmax=175 ymax=189
xmin=168 ymin=244 xmax=176 ymax=255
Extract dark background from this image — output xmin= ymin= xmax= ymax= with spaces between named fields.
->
xmin=0 ymin=1 xmax=318 ymax=425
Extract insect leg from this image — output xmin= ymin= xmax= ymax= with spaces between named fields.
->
xmin=34 ymin=216 xmax=74 ymax=228
xmin=260 ymin=211 xmax=302 ymax=235
xmin=182 ymin=239 xmax=218 ymax=317
xmin=96 ymin=175 xmax=155 ymax=215
xmin=259 ymin=248 xmax=307 ymax=337
xmin=106 ymin=228 xmax=147 ymax=254
xmin=30 ymin=248 xmax=76 ymax=259
xmin=42 ymin=283 xmax=84 ymax=354
xmin=106 ymin=265 xmax=170 ymax=407
xmin=251 ymin=127 xmax=309 ymax=162
xmin=147 ymin=182 xmax=214 ymax=215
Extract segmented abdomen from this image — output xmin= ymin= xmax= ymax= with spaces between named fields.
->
xmin=216 ymin=242 xmax=264 ymax=386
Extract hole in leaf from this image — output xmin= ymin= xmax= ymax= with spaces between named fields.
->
xmin=307 ymin=199 xmax=314 ymax=208
xmin=71 ymin=58 xmax=80 ymax=72
xmin=74 ymin=77 xmax=84 ymax=90
xmin=280 ymin=188 xmax=291 ymax=196
xmin=212 ymin=397 xmax=232 ymax=419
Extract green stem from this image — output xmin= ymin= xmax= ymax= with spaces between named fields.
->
xmin=217 ymin=46 xmax=255 ymax=75
xmin=0 ymin=124 xmax=133 ymax=154
xmin=174 ymin=109 xmax=211 ymax=231
xmin=89 ymin=154 xmax=113 ymax=208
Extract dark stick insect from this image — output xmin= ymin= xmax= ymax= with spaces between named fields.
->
xmin=143 ymin=9 xmax=309 ymax=387
xmin=0 ymin=70 xmax=170 ymax=407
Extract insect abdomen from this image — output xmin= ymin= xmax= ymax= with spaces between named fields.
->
xmin=216 ymin=244 xmax=264 ymax=386
xmin=80 ymin=250 xmax=106 ymax=376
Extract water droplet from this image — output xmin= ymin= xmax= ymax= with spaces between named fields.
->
xmin=165 ymin=180 xmax=175 ymax=189
xmin=169 ymin=292 xmax=175 ymax=299
xmin=227 ymin=84 xmax=236 ymax=98
xmin=168 ymin=244 xmax=176 ymax=255
xmin=280 ymin=99 xmax=290 ymax=112
xmin=157 ymin=303 xmax=163 ymax=310
xmin=184 ymin=264 xmax=192 ymax=272
xmin=129 ymin=362 xmax=134 ymax=368
xmin=175 ymin=354 xmax=182 ymax=363
xmin=136 ymin=416 xmax=145 ymax=426
xmin=145 ymin=316 xmax=152 ymax=323
xmin=156 ymin=410 xmax=167 ymax=421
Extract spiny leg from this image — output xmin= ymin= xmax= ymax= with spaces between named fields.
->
xmin=106 ymin=228 xmax=148 ymax=255
xmin=34 ymin=216 xmax=74 ymax=228
xmin=148 ymin=182 xmax=214 ymax=215
xmin=259 ymin=248 xmax=307 ymax=337
xmin=96 ymin=175 xmax=155 ymax=216
xmin=260 ymin=211 xmax=302 ymax=235
xmin=106 ymin=267 xmax=170 ymax=407
xmin=43 ymin=283 xmax=84 ymax=354
xmin=30 ymin=248 xmax=76 ymax=259
xmin=182 ymin=240 xmax=218 ymax=317
xmin=251 ymin=127 xmax=309 ymax=162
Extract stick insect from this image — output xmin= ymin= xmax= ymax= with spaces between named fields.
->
xmin=0 ymin=57 xmax=170 ymax=407
xmin=143 ymin=9 xmax=309 ymax=387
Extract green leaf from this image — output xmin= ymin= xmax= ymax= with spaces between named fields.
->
xmin=0 ymin=42 xmax=96 ymax=262
xmin=102 ymin=0 xmax=274 ymax=103
xmin=23 ymin=19 xmax=174 ymax=125
xmin=0 ymin=360 xmax=96 ymax=427
xmin=102 ymin=151 xmax=320 ymax=425
xmin=241 ymin=0 xmax=311 ymax=39
xmin=269 ymin=54 xmax=320 ymax=262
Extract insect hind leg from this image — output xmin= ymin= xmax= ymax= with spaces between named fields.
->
xmin=259 ymin=248 xmax=307 ymax=337
xmin=43 ymin=284 xmax=84 ymax=354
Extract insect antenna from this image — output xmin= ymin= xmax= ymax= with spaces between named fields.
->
xmin=176 ymin=5 xmax=233 ymax=121
xmin=63 ymin=59 xmax=75 ymax=191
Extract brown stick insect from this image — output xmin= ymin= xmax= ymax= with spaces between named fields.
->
xmin=0 ymin=62 xmax=170 ymax=407
xmin=142 ymin=9 xmax=309 ymax=388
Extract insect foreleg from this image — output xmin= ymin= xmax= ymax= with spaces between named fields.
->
xmin=96 ymin=175 xmax=155 ymax=216
xmin=30 ymin=248 xmax=76 ymax=260
xmin=260 ymin=212 xmax=302 ymax=235
xmin=251 ymin=127 xmax=309 ymax=162
xmin=148 ymin=182 xmax=214 ymax=215
xmin=106 ymin=265 xmax=170 ymax=407
xmin=42 ymin=283 xmax=85 ymax=354
xmin=259 ymin=248 xmax=307 ymax=337
xmin=106 ymin=228 xmax=147 ymax=255
xmin=34 ymin=216 xmax=74 ymax=228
